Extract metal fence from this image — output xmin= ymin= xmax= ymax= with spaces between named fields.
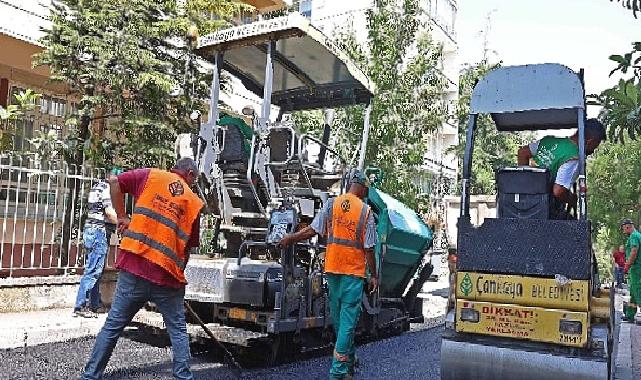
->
xmin=0 ymin=155 xmax=118 ymax=278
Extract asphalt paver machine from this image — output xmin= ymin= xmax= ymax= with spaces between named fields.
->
xmin=144 ymin=13 xmax=435 ymax=364
xmin=440 ymin=64 xmax=615 ymax=380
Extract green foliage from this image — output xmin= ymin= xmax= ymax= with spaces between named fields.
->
xmin=590 ymin=42 xmax=641 ymax=143
xmin=0 ymin=89 xmax=41 ymax=151
xmin=588 ymin=140 xmax=641 ymax=250
xmin=588 ymin=40 xmax=641 ymax=280
xmin=294 ymin=0 xmax=447 ymax=208
xmin=35 ymin=0 xmax=244 ymax=168
xmin=453 ymin=61 xmax=531 ymax=194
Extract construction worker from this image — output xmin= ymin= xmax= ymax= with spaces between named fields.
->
xmin=517 ymin=119 xmax=606 ymax=218
xmin=279 ymin=170 xmax=378 ymax=380
xmin=81 ymin=158 xmax=203 ymax=380
xmin=622 ymin=218 xmax=641 ymax=322
xmin=74 ymin=169 xmax=120 ymax=318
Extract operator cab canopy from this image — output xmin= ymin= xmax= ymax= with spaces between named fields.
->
xmin=195 ymin=13 xmax=375 ymax=111
xmin=470 ymin=63 xmax=585 ymax=131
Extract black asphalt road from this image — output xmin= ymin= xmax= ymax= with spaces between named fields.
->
xmin=0 ymin=325 xmax=443 ymax=380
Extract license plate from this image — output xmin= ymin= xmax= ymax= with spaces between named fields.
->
xmin=455 ymin=300 xmax=588 ymax=347
xmin=456 ymin=272 xmax=589 ymax=311
xmin=228 ymin=308 xmax=247 ymax=320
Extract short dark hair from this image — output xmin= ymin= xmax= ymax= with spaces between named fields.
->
xmin=173 ymin=157 xmax=199 ymax=175
xmin=584 ymin=118 xmax=606 ymax=142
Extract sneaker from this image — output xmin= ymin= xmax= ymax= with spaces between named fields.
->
xmin=73 ymin=308 xmax=83 ymax=317
xmin=91 ymin=306 xmax=108 ymax=314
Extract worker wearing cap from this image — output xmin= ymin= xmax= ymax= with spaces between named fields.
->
xmin=74 ymin=168 xmax=121 ymax=318
xmin=622 ymin=218 xmax=641 ymax=321
xmin=279 ymin=170 xmax=378 ymax=380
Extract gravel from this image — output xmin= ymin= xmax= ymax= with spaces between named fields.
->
xmin=0 ymin=325 xmax=443 ymax=380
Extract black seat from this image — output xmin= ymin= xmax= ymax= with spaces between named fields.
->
xmin=496 ymin=167 xmax=551 ymax=219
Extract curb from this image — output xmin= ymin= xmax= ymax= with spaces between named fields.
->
xmin=615 ymin=318 xmax=632 ymax=380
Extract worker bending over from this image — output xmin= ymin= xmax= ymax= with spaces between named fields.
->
xmin=279 ymin=170 xmax=378 ymax=380
xmin=517 ymin=118 xmax=605 ymax=218
xmin=81 ymin=158 xmax=203 ymax=380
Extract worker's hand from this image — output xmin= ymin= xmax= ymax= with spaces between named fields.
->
xmin=625 ymin=262 xmax=631 ymax=274
xmin=117 ymin=216 xmax=130 ymax=234
xmin=277 ymin=234 xmax=295 ymax=248
xmin=368 ymin=276 xmax=378 ymax=294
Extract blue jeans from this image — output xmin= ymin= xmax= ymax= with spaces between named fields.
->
xmin=82 ymin=271 xmax=193 ymax=380
xmin=615 ymin=266 xmax=625 ymax=288
xmin=75 ymin=227 xmax=109 ymax=310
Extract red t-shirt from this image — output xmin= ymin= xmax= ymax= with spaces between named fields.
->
xmin=613 ymin=249 xmax=626 ymax=267
xmin=114 ymin=168 xmax=200 ymax=288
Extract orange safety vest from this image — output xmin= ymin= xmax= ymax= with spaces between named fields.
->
xmin=324 ymin=193 xmax=371 ymax=278
xmin=119 ymin=169 xmax=203 ymax=284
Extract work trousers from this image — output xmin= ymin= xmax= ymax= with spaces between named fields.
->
xmin=75 ymin=227 xmax=109 ymax=311
xmin=327 ymin=273 xmax=363 ymax=380
xmin=626 ymin=267 xmax=641 ymax=321
xmin=81 ymin=271 xmax=193 ymax=380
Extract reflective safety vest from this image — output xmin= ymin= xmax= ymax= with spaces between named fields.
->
xmin=324 ymin=193 xmax=371 ymax=278
xmin=119 ymin=169 xmax=203 ymax=284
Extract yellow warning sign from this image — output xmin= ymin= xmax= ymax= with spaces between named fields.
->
xmin=456 ymin=272 xmax=589 ymax=311
xmin=455 ymin=300 xmax=589 ymax=347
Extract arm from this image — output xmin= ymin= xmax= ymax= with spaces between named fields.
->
xmin=553 ymin=161 xmax=579 ymax=205
xmin=278 ymin=226 xmax=317 ymax=247
xmin=626 ymin=246 xmax=638 ymax=273
xmin=517 ymin=145 xmax=533 ymax=165
xmin=552 ymin=184 xmax=577 ymax=205
xmin=280 ymin=201 xmax=330 ymax=247
xmin=185 ymin=214 xmax=201 ymax=265
xmin=108 ymin=175 xmax=129 ymax=233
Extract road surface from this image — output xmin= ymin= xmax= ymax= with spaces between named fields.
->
xmin=0 ymin=323 xmax=443 ymax=380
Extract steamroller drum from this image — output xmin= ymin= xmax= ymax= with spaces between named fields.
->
xmin=440 ymin=339 xmax=609 ymax=380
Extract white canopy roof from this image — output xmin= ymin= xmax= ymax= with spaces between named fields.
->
xmin=196 ymin=13 xmax=375 ymax=111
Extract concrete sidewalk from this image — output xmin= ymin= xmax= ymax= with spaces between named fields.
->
xmin=0 ymin=308 xmax=108 ymax=349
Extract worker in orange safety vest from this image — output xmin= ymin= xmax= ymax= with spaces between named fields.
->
xmin=279 ymin=170 xmax=378 ymax=380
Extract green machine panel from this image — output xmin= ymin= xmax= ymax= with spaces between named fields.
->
xmin=368 ymin=189 xmax=433 ymax=298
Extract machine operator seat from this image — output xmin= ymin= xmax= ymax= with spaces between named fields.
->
xmin=496 ymin=166 xmax=552 ymax=220
xmin=218 ymin=124 xmax=248 ymax=165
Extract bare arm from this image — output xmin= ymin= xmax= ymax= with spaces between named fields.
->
xmin=279 ymin=226 xmax=318 ymax=247
xmin=109 ymin=175 xmax=126 ymax=217
xmin=552 ymin=184 xmax=577 ymax=205
xmin=517 ymin=145 xmax=533 ymax=166
xmin=108 ymin=175 xmax=130 ymax=233
xmin=628 ymin=247 xmax=638 ymax=268
xmin=365 ymin=248 xmax=376 ymax=277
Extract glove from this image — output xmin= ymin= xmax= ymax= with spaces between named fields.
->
xmin=624 ymin=262 xmax=631 ymax=274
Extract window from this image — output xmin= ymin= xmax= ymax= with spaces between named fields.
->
xmin=299 ymin=0 xmax=312 ymax=18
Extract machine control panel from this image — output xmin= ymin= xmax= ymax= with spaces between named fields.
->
xmin=266 ymin=208 xmax=297 ymax=245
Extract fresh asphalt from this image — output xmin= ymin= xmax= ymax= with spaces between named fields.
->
xmin=0 ymin=323 xmax=443 ymax=380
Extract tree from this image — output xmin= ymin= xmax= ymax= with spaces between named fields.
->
xmin=0 ymin=89 xmax=41 ymax=151
xmin=35 ymin=0 xmax=250 ymax=168
xmin=590 ymin=42 xmax=641 ymax=143
xmin=296 ymin=0 xmax=447 ymax=208
xmin=452 ymin=61 xmax=532 ymax=195
xmin=34 ymin=0 xmax=248 ymax=268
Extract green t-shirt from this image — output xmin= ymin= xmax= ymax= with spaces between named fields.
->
xmin=219 ymin=115 xmax=253 ymax=158
xmin=625 ymin=229 xmax=641 ymax=269
xmin=532 ymin=136 xmax=579 ymax=178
